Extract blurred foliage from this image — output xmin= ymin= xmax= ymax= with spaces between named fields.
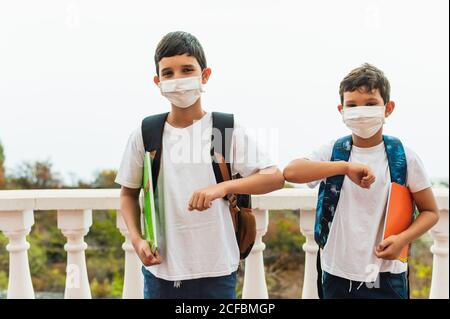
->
xmin=78 ymin=170 xmax=120 ymax=189
xmin=409 ymin=235 xmax=434 ymax=299
xmin=236 ymin=210 xmax=305 ymax=299
xmin=86 ymin=209 xmax=124 ymax=298
xmin=0 ymin=270 xmax=7 ymax=290
xmin=6 ymin=160 xmax=63 ymax=189
xmin=265 ymin=210 xmax=305 ymax=255
xmin=0 ymin=233 xmax=7 ymax=290
xmin=264 ymin=210 xmax=304 ymax=298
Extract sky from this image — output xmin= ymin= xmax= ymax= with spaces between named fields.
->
xmin=0 ymin=0 xmax=448 ymax=185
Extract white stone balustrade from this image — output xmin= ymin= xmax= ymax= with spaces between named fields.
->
xmin=116 ymin=210 xmax=144 ymax=299
xmin=0 ymin=209 xmax=34 ymax=299
xmin=242 ymin=208 xmax=269 ymax=299
xmin=0 ymin=189 xmax=143 ymax=299
xmin=57 ymin=209 xmax=92 ymax=299
xmin=429 ymin=190 xmax=449 ymax=299
xmin=0 ymin=188 xmax=448 ymax=299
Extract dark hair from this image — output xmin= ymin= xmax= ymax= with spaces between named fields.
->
xmin=154 ymin=31 xmax=207 ymax=76
xmin=339 ymin=63 xmax=391 ymax=104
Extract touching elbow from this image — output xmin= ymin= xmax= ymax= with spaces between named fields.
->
xmin=275 ymin=170 xmax=285 ymax=190
xmin=262 ymin=167 xmax=285 ymax=191
xmin=283 ymin=165 xmax=299 ymax=183
xmin=265 ymin=169 xmax=285 ymax=191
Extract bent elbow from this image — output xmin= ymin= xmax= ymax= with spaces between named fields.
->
xmin=266 ymin=168 xmax=285 ymax=191
xmin=275 ymin=170 xmax=286 ymax=190
xmin=283 ymin=165 xmax=301 ymax=183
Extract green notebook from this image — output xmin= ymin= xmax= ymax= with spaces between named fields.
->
xmin=142 ymin=151 xmax=158 ymax=252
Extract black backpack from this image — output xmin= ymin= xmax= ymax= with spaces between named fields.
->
xmin=141 ymin=112 xmax=256 ymax=259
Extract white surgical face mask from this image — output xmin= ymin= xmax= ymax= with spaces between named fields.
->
xmin=158 ymin=76 xmax=204 ymax=108
xmin=342 ymin=105 xmax=386 ymax=139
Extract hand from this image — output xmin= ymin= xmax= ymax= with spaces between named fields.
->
xmin=345 ymin=162 xmax=376 ymax=189
xmin=132 ymin=237 xmax=162 ymax=266
xmin=374 ymin=234 xmax=408 ymax=260
xmin=188 ymin=183 xmax=228 ymax=212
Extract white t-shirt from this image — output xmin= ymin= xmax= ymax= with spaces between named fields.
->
xmin=306 ymin=140 xmax=431 ymax=282
xmin=115 ymin=112 xmax=275 ymax=281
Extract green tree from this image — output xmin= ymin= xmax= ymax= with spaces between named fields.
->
xmin=7 ymin=160 xmax=62 ymax=189
xmin=92 ymin=169 xmax=119 ymax=188
xmin=78 ymin=169 xmax=119 ymax=189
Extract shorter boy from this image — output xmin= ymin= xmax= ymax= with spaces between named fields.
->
xmin=283 ymin=63 xmax=439 ymax=299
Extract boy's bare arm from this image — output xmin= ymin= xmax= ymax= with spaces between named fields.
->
xmin=120 ymin=186 xmax=142 ymax=240
xmin=283 ymin=158 xmax=376 ymax=188
xmin=120 ymin=186 xmax=162 ymax=266
xmin=375 ymin=187 xmax=440 ymax=260
xmin=224 ymin=166 xmax=285 ymax=195
xmin=188 ymin=166 xmax=285 ymax=211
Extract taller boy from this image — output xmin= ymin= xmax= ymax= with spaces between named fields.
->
xmin=115 ymin=31 xmax=284 ymax=299
xmin=284 ymin=63 xmax=439 ymax=299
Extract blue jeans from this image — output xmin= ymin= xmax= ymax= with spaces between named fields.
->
xmin=141 ymin=266 xmax=237 ymax=299
xmin=322 ymin=271 xmax=408 ymax=299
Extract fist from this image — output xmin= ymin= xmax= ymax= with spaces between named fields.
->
xmin=188 ymin=184 xmax=228 ymax=212
xmin=374 ymin=235 xmax=408 ymax=260
xmin=132 ymin=238 xmax=162 ymax=266
xmin=346 ymin=163 xmax=376 ymax=189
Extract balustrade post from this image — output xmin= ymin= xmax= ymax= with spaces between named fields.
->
xmin=0 ymin=210 xmax=35 ymax=299
xmin=242 ymin=208 xmax=269 ymax=299
xmin=116 ymin=210 xmax=144 ymax=299
xmin=57 ymin=209 xmax=92 ymax=299
xmin=429 ymin=209 xmax=449 ymax=299
xmin=299 ymin=209 xmax=319 ymax=299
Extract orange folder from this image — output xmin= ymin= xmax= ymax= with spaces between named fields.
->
xmin=382 ymin=182 xmax=414 ymax=263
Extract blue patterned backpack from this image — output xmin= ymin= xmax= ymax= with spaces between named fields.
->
xmin=315 ymin=135 xmax=413 ymax=298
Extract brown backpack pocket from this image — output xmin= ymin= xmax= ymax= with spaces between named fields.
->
xmin=236 ymin=206 xmax=256 ymax=259
xmin=227 ymin=194 xmax=256 ymax=259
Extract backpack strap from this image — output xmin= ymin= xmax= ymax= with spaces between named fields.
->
xmin=383 ymin=135 xmax=411 ymax=298
xmin=211 ymin=112 xmax=234 ymax=195
xmin=314 ymin=135 xmax=353 ymax=248
xmin=382 ymin=135 xmax=407 ymax=186
xmin=315 ymin=136 xmax=353 ymax=298
xmin=316 ymin=250 xmax=324 ymax=299
xmin=141 ymin=111 xmax=234 ymax=193
xmin=141 ymin=112 xmax=169 ymax=191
